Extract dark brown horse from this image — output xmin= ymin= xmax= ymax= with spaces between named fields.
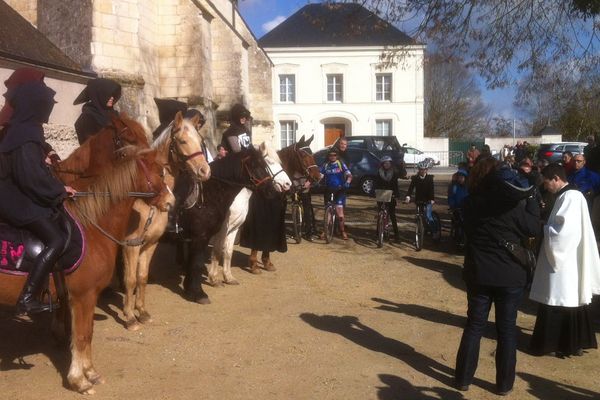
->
xmin=0 ymin=122 xmax=167 ymax=394
xmin=180 ymin=143 xmax=290 ymax=303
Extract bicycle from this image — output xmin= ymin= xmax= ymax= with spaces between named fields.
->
xmin=289 ymin=190 xmax=303 ymax=244
xmin=414 ymin=201 xmax=441 ymax=251
xmin=374 ymin=189 xmax=394 ymax=248
xmin=323 ymin=189 xmax=345 ymax=243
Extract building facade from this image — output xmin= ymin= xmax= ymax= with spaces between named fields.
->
xmin=3 ymin=0 xmax=274 ymax=156
xmin=259 ymin=3 xmax=425 ymax=151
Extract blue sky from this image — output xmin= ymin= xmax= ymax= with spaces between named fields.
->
xmin=238 ymin=0 xmax=518 ymax=120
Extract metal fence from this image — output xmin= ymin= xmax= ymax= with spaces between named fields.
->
xmin=404 ymin=151 xmax=465 ymax=168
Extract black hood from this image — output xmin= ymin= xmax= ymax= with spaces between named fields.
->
xmin=74 ymin=78 xmax=121 ymax=129
xmin=0 ymin=81 xmax=55 ymax=152
xmin=230 ymin=103 xmax=251 ymax=123
xmin=154 ymin=98 xmax=187 ymax=125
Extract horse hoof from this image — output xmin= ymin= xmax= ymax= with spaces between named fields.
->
xmin=125 ymin=319 xmax=142 ymax=331
xmin=225 ymin=279 xmax=240 ymax=285
xmin=82 ymin=388 xmax=96 ymax=395
xmin=87 ymin=373 xmax=106 ymax=385
xmin=138 ymin=312 xmax=153 ymax=324
xmin=195 ymin=296 xmax=211 ymax=305
xmin=209 ymin=280 xmax=224 ymax=287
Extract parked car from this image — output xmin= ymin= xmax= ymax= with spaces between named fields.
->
xmin=537 ymin=142 xmax=587 ymax=163
xmin=331 ymin=136 xmax=406 ymax=176
xmin=401 ymin=145 xmax=441 ymax=166
xmin=313 ymin=147 xmax=382 ymax=195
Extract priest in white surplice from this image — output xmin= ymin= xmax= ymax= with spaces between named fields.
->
xmin=529 ymin=163 xmax=600 ymax=357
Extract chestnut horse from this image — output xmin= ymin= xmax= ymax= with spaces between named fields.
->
xmin=0 ymin=143 xmax=167 ymax=394
xmin=180 ymin=143 xmax=291 ymax=303
xmin=121 ymin=112 xmax=210 ymax=331
xmin=207 ymin=135 xmax=320 ymax=285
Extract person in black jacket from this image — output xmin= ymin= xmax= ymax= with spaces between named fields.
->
xmin=404 ymin=161 xmax=436 ymax=230
xmin=0 ymin=81 xmax=76 ymax=314
xmin=373 ymin=156 xmax=401 ymax=241
xmin=454 ymin=157 xmax=541 ymax=396
xmin=221 ymin=103 xmax=252 ymax=153
xmin=73 ymin=78 xmax=122 ymax=144
xmin=151 ymin=98 xmax=187 ymax=140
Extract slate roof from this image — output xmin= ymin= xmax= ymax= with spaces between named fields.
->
xmin=258 ymin=3 xmax=416 ymax=48
xmin=0 ymin=0 xmax=86 ymax=74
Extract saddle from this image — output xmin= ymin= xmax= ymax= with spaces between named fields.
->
xmin=0 ymin=208 xmax=85 ymax=276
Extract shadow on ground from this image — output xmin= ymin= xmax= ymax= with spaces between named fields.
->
xmin=299 ymin=313 xmax=496 ymax=394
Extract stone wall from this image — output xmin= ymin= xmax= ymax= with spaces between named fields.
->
xmin=37 ymin=0 xmax=93 ymax=70
xmin=4 ymin=0 xmax=37 ymax=26
xmin=6 ymin=0 xmax=274 ymax=154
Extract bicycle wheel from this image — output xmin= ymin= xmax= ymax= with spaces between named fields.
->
xmin=376 ymin=210 xmax=385 ymax=248
xmin=431 ymin=212 xmax=442 ymax=243
xmin=324 ymin=206 xmax=336 ymax=244
xmin=415 ymin=215 xmax=424 ymax=251
xmin=291 ymin=203 xmax=302 ymax=244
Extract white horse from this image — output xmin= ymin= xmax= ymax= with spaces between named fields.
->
xmin=207 ymin=142 xmax=290 ymax=286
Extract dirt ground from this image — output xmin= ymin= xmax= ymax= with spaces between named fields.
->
xmin=1 ymin=176 xmax=599 ymax=400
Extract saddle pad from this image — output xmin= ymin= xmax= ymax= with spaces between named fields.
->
xmin=0 ymin=207 xmax=85 ymax=276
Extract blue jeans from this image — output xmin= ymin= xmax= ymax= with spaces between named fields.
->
xmin=425 ymin=203 xmax=434 ymax=225
xmin=455 ymin=284 xmax=524 ymax=392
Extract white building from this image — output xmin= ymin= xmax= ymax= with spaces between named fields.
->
xmin=258 ymin=3 xmax=425 ymax=151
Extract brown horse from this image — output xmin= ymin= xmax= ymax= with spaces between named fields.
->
xmin=208 ymin=135 xmax=321 ymax=284
xmin=0 ymin=143 xmax=167 ymax=393
xmin=54 ymin=113 xmax=150 ymax=186
xmin=121 ymin=111 xmax=211 ymax=331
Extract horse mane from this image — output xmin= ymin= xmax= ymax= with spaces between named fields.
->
xmin=152 ymin=118 xmax=202 ymax=150
xmin=66 ymin=148 xmax=143 ymax=226
xmin=260 ymin=141 xmax=282 ymax=164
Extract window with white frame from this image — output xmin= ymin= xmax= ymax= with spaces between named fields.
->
xmin=376 ymin=73 xmax=392 ymax=101
xmin=375 ymin=120 xmax=392 ymax=136
xmin=280 ymin=120 xmax=296 ymax=148
xmin=279 ymin=75 xmax=295 ymax=102
xmin=326 ymin=74 xmax=343 ymax=102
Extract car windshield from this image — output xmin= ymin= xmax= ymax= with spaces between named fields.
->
xmin=345 ymin=139 xmax=366 ymax=149
xmin=372 ymin=138 xmax=400 ymax=151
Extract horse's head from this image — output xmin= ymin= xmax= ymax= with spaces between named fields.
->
xmin=258 ymin=141 xmax=291 ymax=193
xmin=56 ymin=114 xmax=150 ymax=185
xmin=155 ymin=111 xmax=211 ymax=181
xmin=110 ymin=113 xmax=150 ymax=157
xmin=278 ymin=135 xmax=322 ymax=185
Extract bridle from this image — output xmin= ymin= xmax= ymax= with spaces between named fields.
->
xmin=294 ymin=146 xmax=319 ymax=182
xmin=240 ymin=154 xmax=284 ymax=188
xmin=167 ymin=125 xmax=205 ymax=170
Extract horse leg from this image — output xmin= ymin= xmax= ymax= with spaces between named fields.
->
xmin=207 ymin=247 xmax=224 ymax=287
xmin=135 ymin=242 xmax=158 ymax=324
xmin=223 ymin=229 xmax=239 ymax=285
xmin=184 ymin=242 xmax=211 ymax=304
xmin=122 ymin=245 xmax=142 ymax=331
xmin=248 ymin=249 xmax=260 ymax=274
xmin=67 ymin=292 xmax=101 ymax=394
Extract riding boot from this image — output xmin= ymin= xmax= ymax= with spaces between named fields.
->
xmin=248 ymin=249 xmax=261 ymax=274
xmin=338 ymin=217 xmax=348 ymax=240
xmin=261 ymin=251 xmax=276 ymax=272
xmin=16 ymin=252 xmax=56 ymax=315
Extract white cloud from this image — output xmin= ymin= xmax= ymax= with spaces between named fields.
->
xmin=262 ymin=15 xmax=286 ymax=33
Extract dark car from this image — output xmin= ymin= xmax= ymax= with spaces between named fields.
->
xmin=313 ymin=147 xmax=382 ymax=195
xmin=537 ymin=142 xmax=587 ymax=163
xmin=331 ymin=136 xmax=406 ymax=176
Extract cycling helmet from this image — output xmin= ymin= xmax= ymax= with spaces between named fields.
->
xmin=380 ymin=156 xmax=393 ymax=163
xmin=417 ymin=160 xmax=429 ymax=170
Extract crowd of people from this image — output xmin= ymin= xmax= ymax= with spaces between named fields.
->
xmin=450 ymin=144 xmax=600 ymax=396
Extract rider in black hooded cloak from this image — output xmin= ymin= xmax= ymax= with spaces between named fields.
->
xmin=73 ymin=78 xmax=121 ymax=144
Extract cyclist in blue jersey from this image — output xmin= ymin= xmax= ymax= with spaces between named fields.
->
xmin=320 ymin=148 xmax=352 ymax=240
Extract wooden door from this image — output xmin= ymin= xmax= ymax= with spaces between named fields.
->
xmin=324 ymin=124 xmax=345 ymax=146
